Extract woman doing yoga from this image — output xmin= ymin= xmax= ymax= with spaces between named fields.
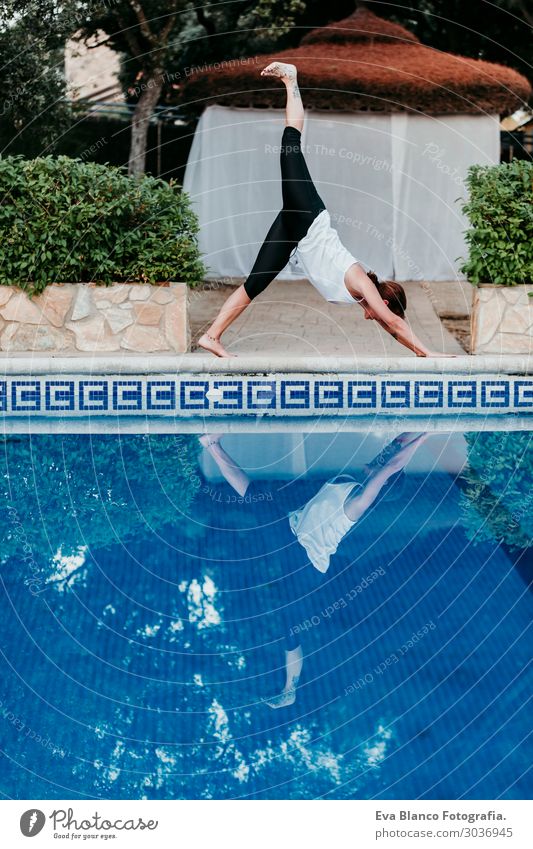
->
xmin=199 ymin=62 xmax=449 ymax=359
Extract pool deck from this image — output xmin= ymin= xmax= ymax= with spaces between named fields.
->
xmin=189 ymin=278 xmax=470 ymax=357
xmin=1 ymin=278 xmax=529 ymax=375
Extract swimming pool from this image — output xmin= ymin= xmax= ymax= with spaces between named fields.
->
xmin=0 ymin=427 xmax=531 ymax=800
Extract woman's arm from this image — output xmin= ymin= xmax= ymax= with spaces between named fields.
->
xmin=375 ymin=314 xmax=431 ymax=357
xmin=344 ymin=433 xmax=429 ymax=522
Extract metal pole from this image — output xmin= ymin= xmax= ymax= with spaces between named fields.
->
xmin=157 ymin=120 xmax=162 ymax=176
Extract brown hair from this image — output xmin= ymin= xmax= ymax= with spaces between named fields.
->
xmin=367 ymin=270 xmax=407 ymax=318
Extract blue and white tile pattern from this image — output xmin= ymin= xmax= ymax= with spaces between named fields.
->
xmin=1 ymin=375 xmax=532 ymax=417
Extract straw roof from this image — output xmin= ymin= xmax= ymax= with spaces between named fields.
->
xmin=179 ymin=8 xmax=531 ymax=115
xmin=301 ymin=6 xmax=420 ymax=46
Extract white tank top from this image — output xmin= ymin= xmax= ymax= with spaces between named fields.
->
xmin=289 ymin=209 xmax=362 ymax=305
xmin=288 ymin=475 xmax=362 ymax=573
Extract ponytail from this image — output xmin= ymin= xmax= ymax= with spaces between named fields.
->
xmin=367 ymin=270 xmax=407 ymax=319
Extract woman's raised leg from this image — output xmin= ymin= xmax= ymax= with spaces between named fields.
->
xmin=198 ymin=63 xmax=310 ymax=358
xmin=261 ymin=61 xmax=304 ymax=131
xmin=263 ymin=62 xmax=325 ymax=222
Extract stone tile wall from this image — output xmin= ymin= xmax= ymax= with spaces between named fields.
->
xmin=471 ymin=285 xmax=533 ymax=354
xmin=0 ymin=283 xmax=189 ymax=353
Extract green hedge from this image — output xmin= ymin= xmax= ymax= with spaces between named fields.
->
xmin=460 ymin=159 xmax=533 ymax=286
xmin=459 ymin=432 xmax=533 ymax=551
xmin=0 ymin=155 xmax=206 ymax=294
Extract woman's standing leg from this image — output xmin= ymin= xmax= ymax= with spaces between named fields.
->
xmin=198 ymin=63 xmax=315 ymax=358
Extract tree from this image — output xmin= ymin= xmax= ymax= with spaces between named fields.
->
xmin=0 ymin=0 xmax=73 ymax=153
xmin=67 ymin=1 xmax=188 ymax=177
xmin=75 ymin=1 xmax=306 ymax=177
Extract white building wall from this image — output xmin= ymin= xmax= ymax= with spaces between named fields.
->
xmin=199 ymin=432 xmax=467 ymax=480
xmin=65 ymin=30 xmax=123 ymax=102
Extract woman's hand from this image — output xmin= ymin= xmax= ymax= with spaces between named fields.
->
xmin=420 ymin=352 xmax=458 ymax=358
xmin=396 ymin=432 xmax=428 ymax=446
xmin=198 ymin=434 xmax=223 ymax=448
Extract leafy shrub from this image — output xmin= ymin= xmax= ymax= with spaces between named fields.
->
xmin=0 ymin=155 xmax=206 ymax=294
xmin=459 ymin=431 xmax=533 ymax=551
xmin=460 ymin=159 xmax=533 ymax=285
xmin=1 ymin=433 xmax=201 ymax=569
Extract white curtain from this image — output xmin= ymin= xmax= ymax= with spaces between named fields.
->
xmin=183 ymin=105 xmax=499 ymax=282
xmin=389 ymin=113 xmax=499 ymax=279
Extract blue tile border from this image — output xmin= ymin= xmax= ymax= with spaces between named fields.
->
xmin=347 ymin=381 xmax=377 ymax=409
xmin=0 ymin=375 xmax=531 ymax=417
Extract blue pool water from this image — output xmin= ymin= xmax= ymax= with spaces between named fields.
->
xmin=0 ymin=429 xmax=531 ymax=800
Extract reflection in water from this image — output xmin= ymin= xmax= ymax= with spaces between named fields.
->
xmin=459 ymin=431 xmax=533 ymax=552
xmin=200 ymin=432 xmax=429 ymax=710
xmin=0 ymin=431 xmax=531 ymax=800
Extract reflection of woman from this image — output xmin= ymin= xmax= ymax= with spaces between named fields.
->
xmin=199 ymin=432 xmax=429 ymax=708
xmin=199 ymin=61 xmax=450 ymax=359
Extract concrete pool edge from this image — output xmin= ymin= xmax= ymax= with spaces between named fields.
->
xmin=1 ymin=353 xmax=531 ymax=375
xmin=2 ymin=414 xmax=532 ymax=434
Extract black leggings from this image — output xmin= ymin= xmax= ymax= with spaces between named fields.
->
xmin=243 ymin=126 xmax=326 ymax=300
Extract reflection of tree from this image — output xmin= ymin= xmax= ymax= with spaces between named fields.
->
xmin=0 ymin=445 xmax=397 ymax=799
xmin=459 ymin=432 xmax=533 ymax=551
xmin=0 ymin=533 xmax=393 ymax=799
xmin=1 ymin=434 xmax=201 ymax=579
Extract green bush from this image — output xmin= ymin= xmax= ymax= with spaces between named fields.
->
xmin=460 ymin=159 xmax=533 ymax=286
xmin=0 ymin=155 xmax=206 ymax=294
xmin=459 ymin=431 xmax=533 ymax=551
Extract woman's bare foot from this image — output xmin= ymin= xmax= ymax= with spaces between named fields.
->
xmin=260 ymin=62 xmax=297 ymax=84
xmin=198 ymin=332 xmax=237 ymax=358
xmin=263 ymin=688 xmax=296 ymax=709
xmin=198 ymin=434 xmax=223 ymax=449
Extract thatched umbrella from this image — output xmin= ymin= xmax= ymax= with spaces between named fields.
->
xmin=181 ymin=6 xmax=530 ymax=115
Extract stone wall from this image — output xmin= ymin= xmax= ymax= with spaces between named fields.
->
xmin=0 ymin=283 xmax=189 ymax=353
xmin=471 ymin=285 xmax=533 ymax=354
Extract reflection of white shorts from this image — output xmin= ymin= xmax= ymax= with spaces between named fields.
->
xmin=288 ymin=475 xmax=362 ymax=573
xmin=289 ymin=210 xmax=360 ymax=306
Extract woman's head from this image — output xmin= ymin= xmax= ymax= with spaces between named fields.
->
xmin=367 ymin=271 xmax=407 ymax=319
